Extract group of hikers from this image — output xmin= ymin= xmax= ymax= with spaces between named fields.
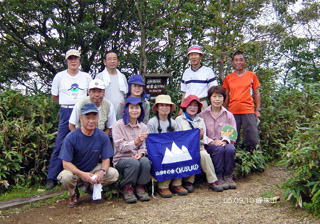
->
xmin=45 ymin=45 xmax=261 ymax=207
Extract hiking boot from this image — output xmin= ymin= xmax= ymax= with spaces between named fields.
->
xmin=135 ymin=185 xmax=150 ymax=202
xmin=216 ymin=178 xmax=230 ymax=190
xmin=171 ymin=185 xmax=188 ymax=196
xmin=183 ymin=182 xmax=194 ymax=193
xmin=224 ymin=176 xmax=237 ymax=189
xmin=45 ymin=179 xmax=56 ymax=189
xmin=208 ymin=181 xmax=224 ymax=192
xmin=68 ymin=187 xmax=80 ymax=208
xmin=158 ymin=188 xmax=173 ymax=198
xmin=122 ymin=185 xmax=137 ymax=203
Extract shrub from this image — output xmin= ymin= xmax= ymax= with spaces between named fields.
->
xmin=259 ymin=83 xmax=320 ymax=158
xmin=234 ymin=148 xmax=268 ymax=177
xmin=0 ymin=90 xmax=58 ymax=191
xmin=281 ymin=113 xmax=320 ymax=215
xmin=278 ymin=82 xmax=320 ymax=215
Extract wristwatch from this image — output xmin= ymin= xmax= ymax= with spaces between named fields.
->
xmin=100 ymin=169 xmax=107 ymax=173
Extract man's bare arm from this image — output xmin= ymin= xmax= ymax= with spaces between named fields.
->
xmin=253 ymin=88 xmax=261 ymax=118
xmin=52 ymin=95 xmax=59 ymax=104
xmin=223 ymin=89 xmax=230 ymax=108
xmin=69 ymin=123 xmax=76 ymax=131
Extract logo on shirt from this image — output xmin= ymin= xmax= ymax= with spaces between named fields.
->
xmin=68 ymin=83 xmax=84 ymax=93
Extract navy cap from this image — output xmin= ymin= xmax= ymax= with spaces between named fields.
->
xmin=128 ymin=74 xmax=145 ymax=86
xmin=125 ymin=96 xmax=143 ymax=106
xmin=123 ymin=97 xmax=144 ymax=125
xmin=80 ymin=103 xmax=99 ymax=115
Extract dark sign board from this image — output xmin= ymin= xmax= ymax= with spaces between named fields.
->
xmin=145 ymin=73 xmax=170 ymax=97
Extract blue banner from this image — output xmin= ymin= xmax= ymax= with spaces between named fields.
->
xmin=146 ymin=129 xmax=201 ymax=182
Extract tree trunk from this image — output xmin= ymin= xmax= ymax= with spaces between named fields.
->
xmin=134 ymin=0 xmax=147 ymax=75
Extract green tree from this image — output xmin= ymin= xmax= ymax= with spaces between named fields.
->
xmin=1 ymin=0 xmax=319 ymax=93
xmin=0 ymin=0 xmax=139 ymax=92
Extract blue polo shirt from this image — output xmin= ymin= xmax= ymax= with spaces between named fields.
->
xmin=59 ymin=128 xmax=113 ymax=172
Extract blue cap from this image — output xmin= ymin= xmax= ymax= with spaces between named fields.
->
xmin=123 ymin=97 xmax=144 ymax=125
xmin=128 ymin=74 xmax=145 ymax=86
xmin=80 ymin=103 xmax=98 ymax=115
xmin=125 ymin=96 xmax=143 ymax=106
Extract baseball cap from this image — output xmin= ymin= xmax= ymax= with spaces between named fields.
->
xmin=80 ymin=103 xmax=98 ymax=115
xmin=89 ymin=79 xmax=105 ymax=90
xmin=187 ymin=45 xmax=204 ymax=55
xmin=123 ymin=97 xmax=144 ymax=125
xmin=125 ymin=96 xmax=143 ymax=106
xmin=128 ymin=74 xmax=145 ymax=86
xmin=65 ymin=49 xmax=81 ymax=59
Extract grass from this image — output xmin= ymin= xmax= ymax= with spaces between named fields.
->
xmin=0 ymin=192 xmax=68 ymax=216
xmin=0 ymin=184 xmax=120 ymax=216
xmin=260 ymin=191 xmax=276 ymax=199
xmin=0 ymin=185 xmax=63 ymax=202
xmin=0 ymin=186 xmax=119 ymax=216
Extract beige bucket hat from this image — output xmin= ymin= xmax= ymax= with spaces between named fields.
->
xmin=152 ymin=95 xmax=176 ymax=113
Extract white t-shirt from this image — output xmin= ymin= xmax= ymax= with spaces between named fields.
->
xmin=51 ymin=70 xmax=92 ymax=105
xmin=69 ymin=98 xmax=116 ymax=130
xmin=181 ymin=65 xmax=218 ymax=99
xmin=105 ymin=74 xmax=125 ymax=112
xmin=96 ymin=69 xmax=128 ymax=112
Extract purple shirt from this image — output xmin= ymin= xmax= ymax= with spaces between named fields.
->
xmin=199 ymin=106 xmax=236 ymax=144
xmin=112 ymin=119 xmax=148 ymax=165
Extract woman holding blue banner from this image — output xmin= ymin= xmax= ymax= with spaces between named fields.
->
xmin=200 ymin=86 xmax=237 ymax=190
xmin=176 ymin=95 xmax=224 ymax=192
xmin=112 ymin=97 xmax=151 ymax=203
xmin=147 ymin=95 xmax=189 ymax=198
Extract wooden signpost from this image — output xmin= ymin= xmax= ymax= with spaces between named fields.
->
xmin=144 ymin=73 xmax=171 ymax=98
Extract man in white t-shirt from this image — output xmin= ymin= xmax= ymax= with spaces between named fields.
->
xmin=69 ymin=79 xmax=116 ymax=134
xmin=181 ymin=45 xmax=218 ymax=108
xmin=46 ymin=49 xmax=92 ymax=189
xmin=96 ymin=51 xmax=128 ymax=115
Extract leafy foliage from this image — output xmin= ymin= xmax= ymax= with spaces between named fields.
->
xmin=255 ymin=78 xmax=320 ymax=214
xmin=0 ymin=0 xmax=288 ymax=92
xmin=259 ymin=81 xmax=320 ymax=159
xmin=0 ymin=90 xmax=58 ymax=191
xmin=283 ymin=114 xmax=320 ymax=215
xmin=234 ymin=149 xmax=268 ymax=178
xmin=0 ymin=0 xmax=319 ymax=215
xmin=0 ymin=0 xmax=139 ymax=90
xmin=281 ymin=110 xmax=320 ymax=215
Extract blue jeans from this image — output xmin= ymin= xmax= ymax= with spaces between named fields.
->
xmin=47 ymin=107 xmax=73 ymax=181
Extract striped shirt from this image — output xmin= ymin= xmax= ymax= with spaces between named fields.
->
xmin=181 ymin=65 xmax=218 ymax=99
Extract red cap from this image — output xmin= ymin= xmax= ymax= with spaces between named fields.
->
xmin=181 ymin=95 xmax=203 ymax=113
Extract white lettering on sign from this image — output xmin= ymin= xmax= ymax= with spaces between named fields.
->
xmin=155 ymin=164 xmax=199 ymax=176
